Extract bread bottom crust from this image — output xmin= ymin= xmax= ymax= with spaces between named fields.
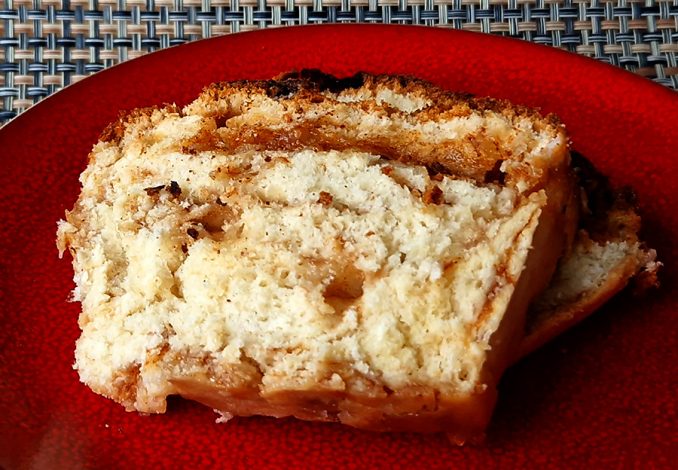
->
xmin=170 ymin=374 xmax=496 ymax=440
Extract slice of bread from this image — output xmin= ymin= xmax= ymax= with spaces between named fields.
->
xmin=57 ymin=71 xmax=578 ymax=441
xmin=519 ymin=154 xmax=659 ymax=358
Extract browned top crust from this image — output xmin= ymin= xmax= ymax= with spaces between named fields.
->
xmin=101 ymin=69 xmax=568 ymax=194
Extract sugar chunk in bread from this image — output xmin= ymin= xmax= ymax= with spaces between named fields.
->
xmin=57 ymin=71 xmax=577 ymax=441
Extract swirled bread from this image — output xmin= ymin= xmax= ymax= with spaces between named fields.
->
xmin=57 ymin=71 xmax=586 ymax=442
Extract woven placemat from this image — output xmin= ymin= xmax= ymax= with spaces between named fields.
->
xmin=1 ymin=0 xmax=677 ymax=122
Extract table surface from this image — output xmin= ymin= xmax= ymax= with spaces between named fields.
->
xmin=1 ymin=0 xmax=677 ymax=123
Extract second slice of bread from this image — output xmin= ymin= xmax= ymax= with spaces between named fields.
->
xmin=521 ymin=155 xmax=659 ymax=358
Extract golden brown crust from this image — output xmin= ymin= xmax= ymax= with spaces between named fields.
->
xmin=99 ymin=70 xmax=567 ymax=194
xmin=170 ymin=370 xmax=496 ymax=438
xmin=177 ymin=69 xmax=568 ymax=192
xmin=99 ymin=104 xmax=181 ymax=146
xmin=273 ymin=69 xmax=563 ymax=129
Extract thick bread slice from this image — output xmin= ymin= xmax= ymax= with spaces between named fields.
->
xmin=520 ymin=155 xmax=659 ymax=358
xmin=57 ymin=71 xmax=576 ymax=441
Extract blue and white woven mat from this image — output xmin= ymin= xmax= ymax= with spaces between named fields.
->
xmin=1 ymin=0 xmax=677 ymax=122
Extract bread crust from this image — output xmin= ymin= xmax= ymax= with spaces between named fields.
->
xmin=110 ymin=70 xmax=568 ymax=191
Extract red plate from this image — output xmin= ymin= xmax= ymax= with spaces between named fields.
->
xmin=1 ymin=25 xmax=677 ymax=468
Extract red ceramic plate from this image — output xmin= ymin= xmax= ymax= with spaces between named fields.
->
xmin=1 ymin=25 xmax=677 ymax=468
